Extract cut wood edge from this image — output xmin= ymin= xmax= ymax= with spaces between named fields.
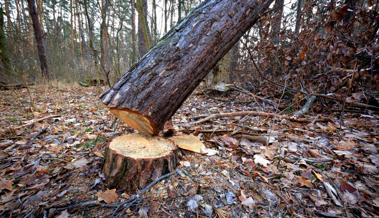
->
xmin=110 ymin=108 xmax=158 ymax=135
xmin=103 ymin=133 xmax=178 ymax=192
xmin=169 ymin=134 xmax=207 ymax=154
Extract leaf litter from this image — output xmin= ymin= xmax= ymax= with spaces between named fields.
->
xmin=0 ymin=84 xmax=378 ymax=217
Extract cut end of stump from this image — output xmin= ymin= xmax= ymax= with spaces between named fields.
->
xmin=103 ymin=133 xmax=178 ymax=192
xmin=109 ymin=134 xmax=177 ymax=159
xmin=110 ymin=108 xmax=158 ymax=135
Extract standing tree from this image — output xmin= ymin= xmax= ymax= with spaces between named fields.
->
xmin=136 ymin=0 xmax=152 ymax=57
xmin=130 ymin=0 xmax=137 ymax=64
xmin=100 ymin=0 xmax=111 ymax=86
xmin=0 ymin=6 xmax=12 ymax=78
xmin=27 ymin=0 xmax=50 ymax=80
xmin=270 ymin=0 xmax=284 ymax=44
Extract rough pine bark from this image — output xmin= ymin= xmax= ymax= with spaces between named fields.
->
xmin=100 ymin=0 xmax=273 ymax=135
xmin=27 ymin=0 xmax=50 ymax=80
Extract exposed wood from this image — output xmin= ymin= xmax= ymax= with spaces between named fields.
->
xmin=103 ymin=134 xmax=178 ymax=192
xmin=100 ymin=0 xmax=274 ymax=135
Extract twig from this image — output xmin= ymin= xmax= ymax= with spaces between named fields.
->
xmin=231 ymin=85 xmax=278 ymax=108
xmin=112 ymin=170 xmax=177 ymax=216
xmin=43 ymin=171 xmax=177 ymax=217
xmin=313 ymin=93 xmax=379 ymax=111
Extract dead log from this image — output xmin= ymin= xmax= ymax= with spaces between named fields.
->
xmin=103 ymin=133 xmax=178 ymax=192
xmin=100 ymin=0 xmax=273 ymax=135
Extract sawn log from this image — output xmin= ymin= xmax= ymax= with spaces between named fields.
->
xmin=100 ymin=0 xmax=273 ymax=135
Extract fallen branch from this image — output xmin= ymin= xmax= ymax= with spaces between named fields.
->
xmin=14 ymin=114 xmax=60 ymax=130
xmin=231 ymin=85 xmax=278 ymax=108
xmin=191 ymin=111 xmax=329 ymax=125
xmin=313 ymin=94 xmax=379 ymax=111
xmin=294 ymin=96 xmax=317 ymax=117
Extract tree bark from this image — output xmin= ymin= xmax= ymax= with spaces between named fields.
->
xmin=270 ymin=0 xmax=284 ymax=44
xmin=164 ymin=0 xmax=168 ymax=33
xmin=27 ymin=0 xmax=50 ymax=80
xmin=178 ymin=0 xmax=182 ymax=22
xmin=152 ymin=0 xmax=158 ymax=42
xmin=84 ymin=0 xmax=98 ymax=66
xmin=103 ymin=133 xmax=178 ymax=192
xmin=100 ymin=0 xmax=273 ymax=135
xmin=136 ymin=0 xmax=152 ymax=57
xmin=130 ymin=0 xmax=137 ymax=65
xmin=0 ymin=6 xmax=12 ymax=77
xmin=100 ymin=0 xmax=111 ymax=87
xmin=230 ymin=42 xmax=239 ymax=80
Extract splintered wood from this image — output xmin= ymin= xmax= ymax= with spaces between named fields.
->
xmin=110 ymin=109 xmax=156 ymax=135
xmin=103 ymin=134 xmax=178 ymax=192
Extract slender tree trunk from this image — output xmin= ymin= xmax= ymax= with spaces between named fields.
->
xmin=178 ymin=0 xmax=182 ymax=22
xmin=229 ymin=42 xmax=239 ymax=82
xmin=27 ymin=0 xmax=50 ymax=80
xmin=77 ymin=2 xmax=86 ymax=55
xmin=84 ymin=0 xmax=98 ymax=66
xmin=15 ymin=0 xmax=21 ymax=34
xmin=136 ymin=0 xmax=152 ymax=57
xmin=270 ymin=0 xmax=284 ymax=44
xmin=100 ymin=0 xmax=111 ymax=86
xmin=36 ymin=0 xmax=44 ymax=30
xmin=152 ymin=0 xmax=157 ymax=42
xmin=164 ymin=0 xmax=168 ymax=33
xmin=130 ymin=0 xmax=137 ymax=64
xmin=0 ymin=7 xmax=12 ymax=76
xmin=4 ymin=0 xmax=12 ymax=33
xmin=294 ymin=0 xmax=303 ymax=35
xmin=170 ymin=0 xmax=174 ymax=28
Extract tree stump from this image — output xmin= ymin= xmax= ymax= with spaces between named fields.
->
xmin=103 ymin=133 xmax=178 ymax=192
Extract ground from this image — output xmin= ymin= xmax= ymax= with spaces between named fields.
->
xmin=0 ymin=84 xmax=378 ymax=217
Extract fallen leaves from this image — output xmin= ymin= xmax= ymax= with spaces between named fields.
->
xmin=239 ymin=190 xmax=255 ymax=208
xmin=297 ymin=176 xmax=313 ymax=188
xmin=0 ymin=179 xmax=13 ymax=191
xmin=96 ymin=189 xmax=118 ymax=204
xmin=253 ymin=154 xmax=270 ymax=167
xmin=67 ymin=158 xmax=89 ymax=169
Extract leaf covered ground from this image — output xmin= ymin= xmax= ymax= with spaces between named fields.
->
xmin=0 ymin=84 xmax=378 ymax=217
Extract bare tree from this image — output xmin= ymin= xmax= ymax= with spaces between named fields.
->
xmin=136 ymin=0 xmax=152 ymax=57
xmin=26 ymin=0 xmax=50 ymax=80
xmin=130 ymin=0 xmax=137 ymax=64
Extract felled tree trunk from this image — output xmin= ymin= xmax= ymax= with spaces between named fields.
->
xmin=103 ymin=134 xmax=178 ymax=192
xmin=100 ymin=0 xmax=273 ymax=135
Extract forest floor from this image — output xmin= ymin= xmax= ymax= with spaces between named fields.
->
xmin=0 ymin=84 xmax=378 ymax=218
